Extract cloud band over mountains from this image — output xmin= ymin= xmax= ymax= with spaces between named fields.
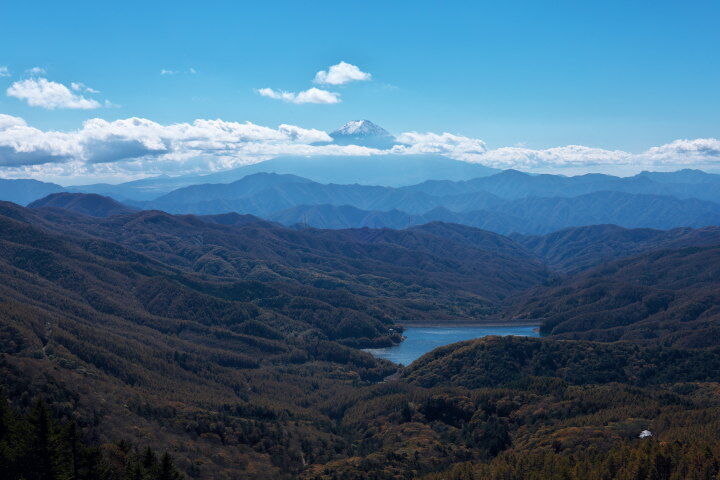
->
xmin=0 ymin=113 xmax=718 ymax=182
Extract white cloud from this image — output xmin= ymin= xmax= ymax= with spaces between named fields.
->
xmin=0 ymin=114 xmax=76 ymax=166
xmin=475 ymin=145 xmax=632 ymax=170
xmin=395 ymin=132 xmax=631 ymax=168
xmin=0 ymin=115 xmax=376 ymax=178
xmin=465 ymin=139 xmax=720 ymax=171
xmin=394 ymin=132 xmax=488 ymax=158
xmin=395 ymin=130 xmax=720 ymax=172
xmin=0 ymin=66 xmax=10 ymax=77
xmin=256 ymin=61 xmax=366 ymax=105
xmin=26 ymin=66 xmax=46 ymax=75
xmin=640 ymin=138 xmax=720 ymax=164
xmin=0 ymin=114 xmax=26 ymax=130
xmin=314 ymin=61 xmax=371 ymax=85
xmin=7 ymin=78 xmax=103 ymax=109
xmin=71 ymin=82 xmax=100 ymax=94
xmin=257 ymin=87 xmax=340 ymax=104
xmin=161 ymin=68 xmax=197 ymax=75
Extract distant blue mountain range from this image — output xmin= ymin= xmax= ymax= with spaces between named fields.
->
xmin=13 ymin=167 xmax=720 ymax=235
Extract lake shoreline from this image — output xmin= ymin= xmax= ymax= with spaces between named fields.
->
xmin=367 ymin=325 xmax=541 ymax=365
xmin=398 ymin=322 xmax=540 ymax=328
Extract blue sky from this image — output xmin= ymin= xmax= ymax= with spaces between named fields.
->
xmin=1 ymin=0 xmax=719 ymax=183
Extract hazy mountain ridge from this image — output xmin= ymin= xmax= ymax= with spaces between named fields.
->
xmin=28 ymin=191 xmax=137 ymax=217
xmin=115 ymin=169 xmax=720 ymax=234
xmin=403 ymin=168 xmax=720 ymax=202
xmin=18 ymin=170 xmax=720 ymax=235
xmin=0 ymin=178 xmax=65 ymax=205
xmin=6 ymin=166 xmax=720 ymax=238
xmin=265 ymin=191 xmax=720 ymax=234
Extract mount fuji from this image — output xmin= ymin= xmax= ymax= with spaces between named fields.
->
xmin=329 ymin=120 xmax=397 ymax=148
xmin=67 ymin=121 xmax=498 ymax=199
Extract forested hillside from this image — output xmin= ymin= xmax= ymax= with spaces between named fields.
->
xmin=512 ymin=224 xmax=720 ymax=272
xmin=19 ymin=201 xmax=547 ymax=320
xmin=507 ymin=245 xmax=720 ymax=347
xmin=0 ymin=204 xmax=400 ymax=478
xmin=304 ymin=336 xmax=720 ymax=479
xmin=2 ymin=199 xmax=720 ymax=479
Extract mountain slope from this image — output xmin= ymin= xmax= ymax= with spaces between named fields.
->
xmin=0 ymin=200 xmax=546 ymax=478
xmin=0 ymin=204 xmax=405 ymax=478
xmin=317 ymin=334 xmax=720 ymax=479
xmin=486 ymin=191 xmax=720 ymax=234
xmin=0 ymin=178 xmax=65 ymax=205
xmin=507 ymin=245 xmax=720 ymax=347
xmin=403 ymin=335 xmax=720 ymax=389
xmin=513 ymin=224 xmax=720 ymax=272
xmin=195 ymin=154 xmax=499 ymax=189
xmin=29 ymin=192 xmax=136 ymax=217
xmin=270 ymin=204 xmax=415 ymax=229
xmin=146 ymin=172 xmax=450 ymax=216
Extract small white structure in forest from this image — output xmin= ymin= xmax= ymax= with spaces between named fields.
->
xmin=639 ymin=430 xmax=653 ymax=438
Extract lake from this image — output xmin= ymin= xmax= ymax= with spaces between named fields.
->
xmin=365 ymin=325 xmax=539 ymax=365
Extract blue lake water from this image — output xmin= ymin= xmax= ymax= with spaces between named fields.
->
xmin=365 ymin=325 xmax=539 ymax=366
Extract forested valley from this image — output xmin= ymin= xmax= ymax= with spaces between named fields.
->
xmin=2 ymin=198 xmax=720 ymax=479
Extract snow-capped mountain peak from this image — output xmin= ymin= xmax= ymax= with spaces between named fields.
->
xmin=331 ymin=120 xmax=391 ymax=138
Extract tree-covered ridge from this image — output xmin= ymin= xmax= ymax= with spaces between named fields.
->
xmin=402 ymin=336 xmax=720 ymax=388
xmin=13 ymin=201 xmax=547 ymax=321
xmin=303 ymin=336 xmax=720 ymax=479
xmin=406 ymin=339 xmax=720 ymax=480
xmin=507 ymin=245 xmax=720 ymax=347
xmin=512 ymin=223 xmax=720 ymax=273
